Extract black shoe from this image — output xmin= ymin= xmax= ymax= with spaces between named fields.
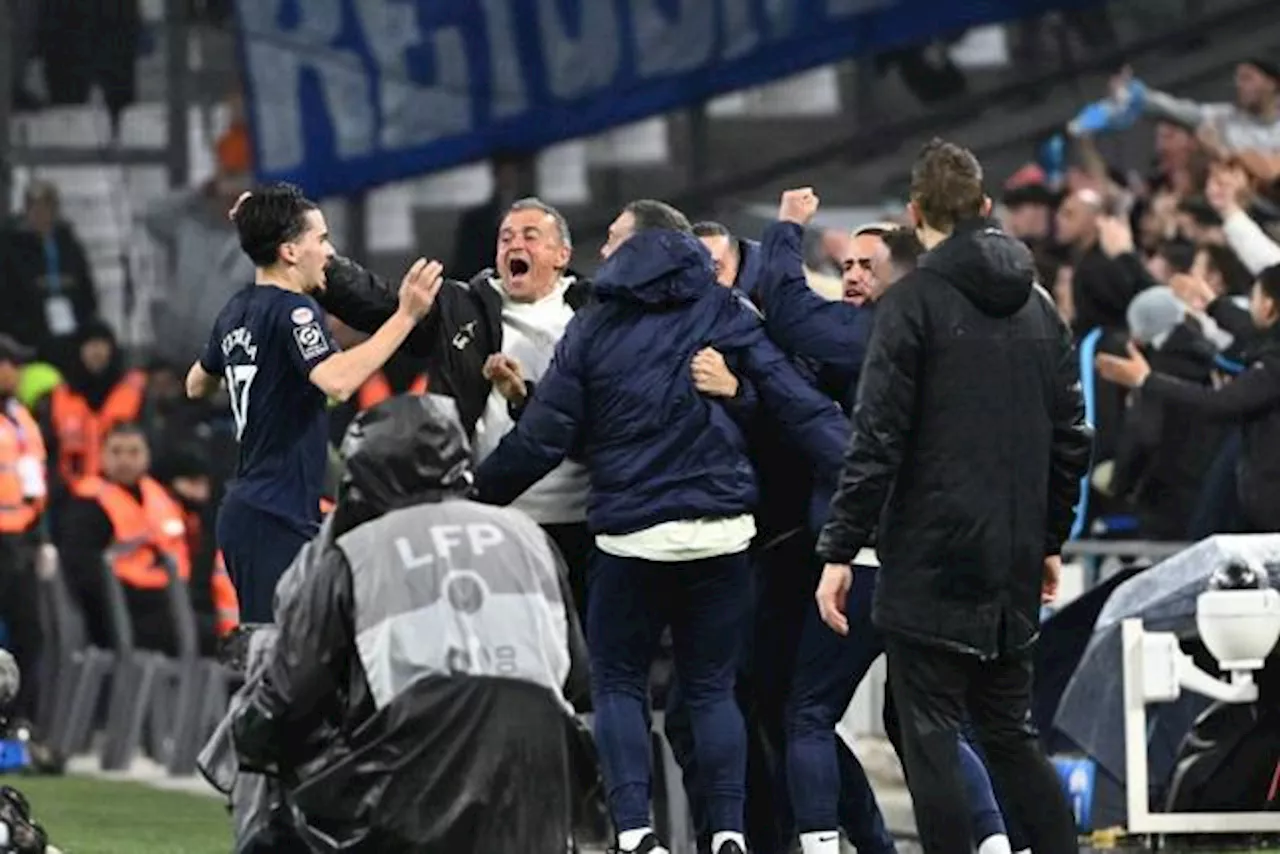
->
xmin=611 ymin=833 xmax=669 ymax=854
xmin=714 ymin=842 xmax=746 ymax=854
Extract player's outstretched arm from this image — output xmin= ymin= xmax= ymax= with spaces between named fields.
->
xmin=309 ymin=259 xmax=444 ymax=402
xmin=185 ymin=361 xmax=220 ymax=399
xmin=322 ymin=255 xmax=463 ymax=358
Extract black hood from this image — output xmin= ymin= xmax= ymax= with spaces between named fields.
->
xmin=920 ymin=218 xmax=1036 ymax=318
xmin=64 ymin=317 xmax=125 ymax=408
xmin=334 ymin=395 xmax=474 ymax=534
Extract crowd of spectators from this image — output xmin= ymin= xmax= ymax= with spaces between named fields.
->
xmin=983 ymin=58 xmax=1280 ymax=542
xmin=788 ymin=56 xmax=1280 ymax=545
xmin=0 ymin=181 xmax=244 ymax=760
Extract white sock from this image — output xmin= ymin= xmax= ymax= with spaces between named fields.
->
xmin=1014 ymin=849 xmax=1032 ymax=854
xmin=712 ymin=830 xmax=748 ymax=852
xmin=799 ymin=830 xmax=841 ymax=854
xmin=617 ymin=827 xmax=655 ymax=851
xmin=978 ymin=834 xmax=1013 ymax=854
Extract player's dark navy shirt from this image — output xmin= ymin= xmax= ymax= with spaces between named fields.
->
xmin=200 ymin=284 xmax=339 ymax=536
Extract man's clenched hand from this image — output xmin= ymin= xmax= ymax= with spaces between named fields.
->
xmin=691 ymin=348 xmax=739 ymax=398
xmin=483 ymin=354 xmax=528 ymax=404
xmin=779 ymin=188 xmax=820 ymax=226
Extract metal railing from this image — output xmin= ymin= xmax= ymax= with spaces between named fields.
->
xmin=1062 ymin=540 xmax=1190 ymax=561
xmin=1062 ymin=539 xmax=1193 ymax=588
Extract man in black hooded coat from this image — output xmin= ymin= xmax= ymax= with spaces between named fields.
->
xmin=813 ymin=141 xmax=1093 ymax=854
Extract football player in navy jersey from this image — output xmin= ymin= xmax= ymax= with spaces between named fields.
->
xmin=185 ymin=183 xmax=442 ymax=621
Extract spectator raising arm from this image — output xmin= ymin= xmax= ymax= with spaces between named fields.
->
xmin=1090 ymin=213 xmax=1157 ymax=319
xmin=1205 ymin=163 xmax=1280 ymax=275
xmin=1098 ymin=341 xmax=1280 ymax=419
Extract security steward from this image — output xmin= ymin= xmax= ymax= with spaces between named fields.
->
xmin=0 ymin=335 xmax=50 ymax=725
xmin=207 ymin=554 xmax=240 ymax=642
xmin=230 ymin=394 xmax=593 ymax=854
xmin=356 ymin=370 xmax=428 ymax=410
xmin=154 ymin=448 xmax=241 ymax=651
xmin=41 ymin=320 xmax=146 ymax=491
xmin=55 ymin=423 xmax=196 ymax=656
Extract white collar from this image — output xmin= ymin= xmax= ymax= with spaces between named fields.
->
xmin=489 ymin=274 xmax=577 ymax=307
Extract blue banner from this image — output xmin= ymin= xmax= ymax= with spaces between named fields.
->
xmin=237 ymin=0 xmax=1103 ymax=199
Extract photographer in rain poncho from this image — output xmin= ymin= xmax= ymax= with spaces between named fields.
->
xmin=213 ymin=394 xmax=593 ymax=853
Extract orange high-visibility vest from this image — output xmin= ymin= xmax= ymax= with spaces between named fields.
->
xmin=184 ymin=509 xmax=241 ymax=637
xmin=50 ymin=370 xmax=147 ymax=484
xmin=355 ymin=372 xmax=428 ymax=411
xmin=211 ymin=552 xmax=240 ymax=637
xmin=0 ymin=400 xmax=46 ymax=534
xmin=73 ymin=474 xmax=190 ymax=590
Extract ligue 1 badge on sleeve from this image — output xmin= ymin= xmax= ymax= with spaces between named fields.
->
xmin=294 ymin=323 xmax=330 ymax=360
xmin=291 ymin=306 xmax=315 ymax=325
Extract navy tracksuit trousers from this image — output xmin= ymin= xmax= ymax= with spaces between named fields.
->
xmin=588 ymin=549 xmax=753 ymax=836
xmin=666 ymin=535 xmax=897 ymax=854
xmin=216 ymin=492 xmax=310 ymax=624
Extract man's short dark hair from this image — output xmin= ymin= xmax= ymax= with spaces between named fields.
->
xmin=106 ymin=422 xmax=147 ymax=442
xmin=1200 ymin=244 xmax=1253 ymax=295
xmin=692 ymin=221 xmax=739 ymax=265
xmin=909 ymin=138 xmax=986 ymax=233
xmin=1257 ymin=264 xmax=1280 ymax=303
xmin=692 ymin=221 xmax=732 ymax=239
xmin=507 ymin=197 xmax=573 ymax=250
xmin=1177 ymin=195 xmax=1222 ymax=228
xmin=1156 ymin=240 xmax=1197 ymax=275
xmin=232 ymin=182 xmax=319 ymax=267
xmin=883 ymin=227 xmax=924 ymax=273
xmin=625 ymin=199 xmax=693 ymax=234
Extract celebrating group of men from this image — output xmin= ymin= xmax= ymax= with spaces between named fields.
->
xmin=188 ymin=138 xmax=1093 ymax=854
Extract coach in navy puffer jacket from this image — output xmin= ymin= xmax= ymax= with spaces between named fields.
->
xmin=475 ymin=228 xmax=848 ymax=537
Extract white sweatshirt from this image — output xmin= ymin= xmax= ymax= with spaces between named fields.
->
xmin=471 ymin=277 xmax=589 ymax=526
xmin=1222 ymin=209 xmax=1280 ymax=276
